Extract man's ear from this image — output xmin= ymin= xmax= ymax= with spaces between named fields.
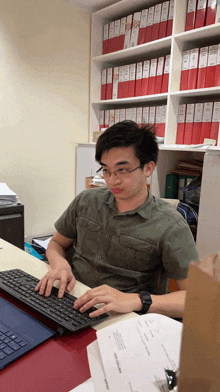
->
xmin=144 ymin=161 xmax=155 ymax=177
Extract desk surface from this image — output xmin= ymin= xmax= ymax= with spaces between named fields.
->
xmin=0 ymin=239 xmax=137 ymax=392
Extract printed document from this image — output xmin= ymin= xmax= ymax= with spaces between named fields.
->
xmin=87 ymin=313 xmax=182 ymax=392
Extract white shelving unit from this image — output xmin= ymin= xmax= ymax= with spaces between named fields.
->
xmin=76 ymin=0 xmax=220 ymax=258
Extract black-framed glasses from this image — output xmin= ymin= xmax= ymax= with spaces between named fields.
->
xmin=96 ymin=165 xmax=144 ymax=179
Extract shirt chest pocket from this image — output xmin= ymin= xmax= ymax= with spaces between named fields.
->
xmin=77 ymin=216 xmax=101 ymax=254
xmin=116 ymin=234 xmax=159 ymax=272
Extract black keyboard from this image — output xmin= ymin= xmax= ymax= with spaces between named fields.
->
xmin=0 ymin=269 xmax=108 ymax=333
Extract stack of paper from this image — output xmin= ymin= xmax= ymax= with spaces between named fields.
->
xmin=0 ymin=183 xmax=18 ymax=205
xmin=92 ymin=176 xmax=106 ymax=187
xmin=87 ymin=313 xmax=183 ymax=392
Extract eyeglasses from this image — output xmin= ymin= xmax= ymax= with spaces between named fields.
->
xmin=96 ymin=165 xmax=143 ymax=179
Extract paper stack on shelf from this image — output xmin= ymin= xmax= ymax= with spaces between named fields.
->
xmin=92 ymin=176 xmax=106 ymax=187
xmin=87 ymin=313 xmax=182 ymax=392
xmin=0 ymin=183 xmax=18 ymax=205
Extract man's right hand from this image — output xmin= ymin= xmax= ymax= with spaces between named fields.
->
xmin=35 ymin=265 xmax=76 ymax=298
xmin=35 ymin=232 xmax=76 ymax=298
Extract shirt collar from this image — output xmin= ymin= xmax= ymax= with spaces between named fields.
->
xmin=104 ymin=189 xmax=154 ymax=218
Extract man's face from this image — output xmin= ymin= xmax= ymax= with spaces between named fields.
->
xmin=100 ymin=146 xmax=154 ymax=203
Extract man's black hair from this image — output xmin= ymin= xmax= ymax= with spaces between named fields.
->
xmin=95 ymin=120 xmax=159 ymax=166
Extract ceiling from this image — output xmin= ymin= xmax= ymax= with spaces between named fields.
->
xmin=60 ymin=0 xmax=121 ymax=13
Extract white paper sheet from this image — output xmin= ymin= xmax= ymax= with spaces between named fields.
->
xmin=89 ymin=313 xmax=182 ymax=392
xmin=69 ymin=378 xmax=95 ymax=392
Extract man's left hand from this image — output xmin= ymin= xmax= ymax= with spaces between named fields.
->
xmin=73 ymin=285 xmax=143 ymax=317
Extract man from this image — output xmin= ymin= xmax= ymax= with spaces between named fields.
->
xmin=36 ymin=121 xmax=198 ymax=319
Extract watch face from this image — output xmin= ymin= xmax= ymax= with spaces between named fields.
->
xmin=140 ymin=291 xmax=152 ymax=313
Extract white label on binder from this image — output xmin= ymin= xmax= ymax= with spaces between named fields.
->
xmin=194 ymin=103 xmax=204 ymax=122
xmin=181 ymin=51 xmax=190 ymax=71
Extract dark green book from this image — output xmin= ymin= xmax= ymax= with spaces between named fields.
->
xmin=165 ymin=174 xmax=179 ymax=199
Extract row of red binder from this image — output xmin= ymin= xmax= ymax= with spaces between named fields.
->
xmin=99 ymin=105 xmax=167 ymax=138
xmin=101 ymin=55 xmax=170 ymax=100
xmin=102 ymin=0 xmax=174 ymax=55
xmin=180 ymin=43 xmax=220 ymax=90
xmin=176 ymin=101 xmax=220 ymax=145
xmin=185 ymin=0 xmax=220 ymax=31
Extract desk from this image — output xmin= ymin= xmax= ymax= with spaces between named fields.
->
xmin=0 ymin=239 xmax=137 ymax=392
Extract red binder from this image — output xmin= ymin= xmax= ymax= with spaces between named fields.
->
xmin=200 ymin=101 xmax=213 ymax=143
xmin=148 ymin=58 xmax=158 ymax=95
xmin=99 ymin=110 xmax=105 ymax=131
xmin=137 ymin=9 xmax=148 ymax=45
xmin=197 ymin=46 xmax=208 ymax=89
xmin=214 ymin=44 xmax=220 ymax=86
xmin=101 ymin=69 xmax=107 ymax=100
xmin=215 ymin=2 xmax=220 ymax=22
xmin=151 ymin=3 xmax=162 ymax=41
xmin=130 ymin=107 xmax=137 ymax=123
xmin=119 ymin=17 xmax=126 ymax=50
xmin=161 ymin=55 xmax=170 ymax=93
xmin=109 ymin=109 xmax=115 ymax=127
xmin=137 ymin=107 xmax=143 ymax=127
xmin=194 ymin=0 xmax=207 ymax=28
xmin=126 ymin=108 xmax=132 ymax=121
xmin=104 ymin=109 xmax=109 ymax=128
xmin=118 ymin=66 xmax=124 ymax=99
xmin=124 ymin=14 xmax=133 ymax=49
xmin=119 ymin=108 xmax=126 ymax=122
xmin=112 ymin=67 xmax=119 ymax=100
xmin=102 ymin=24 xmax=109 ymax=55
xmin=192 ymin=103 xmax=204 ymax=144
xmin=149 ymin=106 xmax=156 ymax=126
xmin=185 ymin=0 xmax=197 ymax=30
xmin=205 ymin=45 xmax=218 ymax=88
xmin=108 ymin=21 xmax=115 ymax=53
xmin=123 ymin=65 xmax=130 ymax=98
xmin=159 ymin=1 xmax=169 ymax=39
xmin=128 ymin=63 xmax=136 ymax=97
xmin=106 ymin=68 xmax=113 ymax=99
xmin=155 ymin=106 xmax=162 ymax=136
xmin=135 ymin=62 xmax=143 ymax=97
xmin=114 ymin=19 xmax=121 ymax=52
xmin=160 ymin=105 xmax=167 ymax=137
xmin=184 ymin=103 xmax=195 ymax=144
xmin=155 ymin=57 xmax=165 ymax=94
xmin=176 ymin=104 xmax=186 ymax=144
xmin=130 ymin=12 xmax=141 ymax=48
xmin=145 ymin=6 xmax=154 ymax=43
xmin=187 ymin=48 xmax=199 ymax=90
xmin=114 ymin=109 xmax=120 ymax=124
xmin=142 ymin=107 xmax=150 ymax=124
xmin=167 ymin=0 xmax=174 ymax=36
xmin=180 ymin=50 xmax=190 ymax=90
xmin=205 ymin=0 xmax=217 ymax=25
xmin=142 ymin=60 xmax=150 ymax=95
xmin=210 ymin=101 xmax=220 ymax=144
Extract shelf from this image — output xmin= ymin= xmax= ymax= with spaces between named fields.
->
xmin=91 ymin=93 xmax=168 ymax=108
xmin=174 ymin=23 xmax=220 ymax=51
xmin=170 ymin=87 xmax=220 ymax=99
xmin=93 ymin=37 xmax=172 ymax=64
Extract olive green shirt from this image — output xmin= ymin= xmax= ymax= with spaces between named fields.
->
xmin=55 ymin=188 xmax=198 ymax=295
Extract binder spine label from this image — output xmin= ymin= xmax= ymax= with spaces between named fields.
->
xmin=194 ymin=103 xmax=204 ymax=122
xmin=161 ymin=1 xmax=169 ymax=21
xmin=198 ymin=47 xmax=208 ymax=68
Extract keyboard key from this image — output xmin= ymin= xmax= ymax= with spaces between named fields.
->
xmin=18 ymin=340 xmax=28 ymax=347
xmin=0 ymin=351 xmax=7 ymax=360
xmin=8 ymin=341 xmax=20 ymax=351
xmin=2 ymin=346 xmax=14 ymax=356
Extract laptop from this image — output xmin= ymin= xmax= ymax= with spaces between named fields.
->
xmin=0 ymin=296 xmax=56 ymax=370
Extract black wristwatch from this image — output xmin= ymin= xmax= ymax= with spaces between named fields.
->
xmin=139 ymin=291 xmax=152 ymax=314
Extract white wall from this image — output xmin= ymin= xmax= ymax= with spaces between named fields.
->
xmin=0 ymin=0 xmax=90 ymax=240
